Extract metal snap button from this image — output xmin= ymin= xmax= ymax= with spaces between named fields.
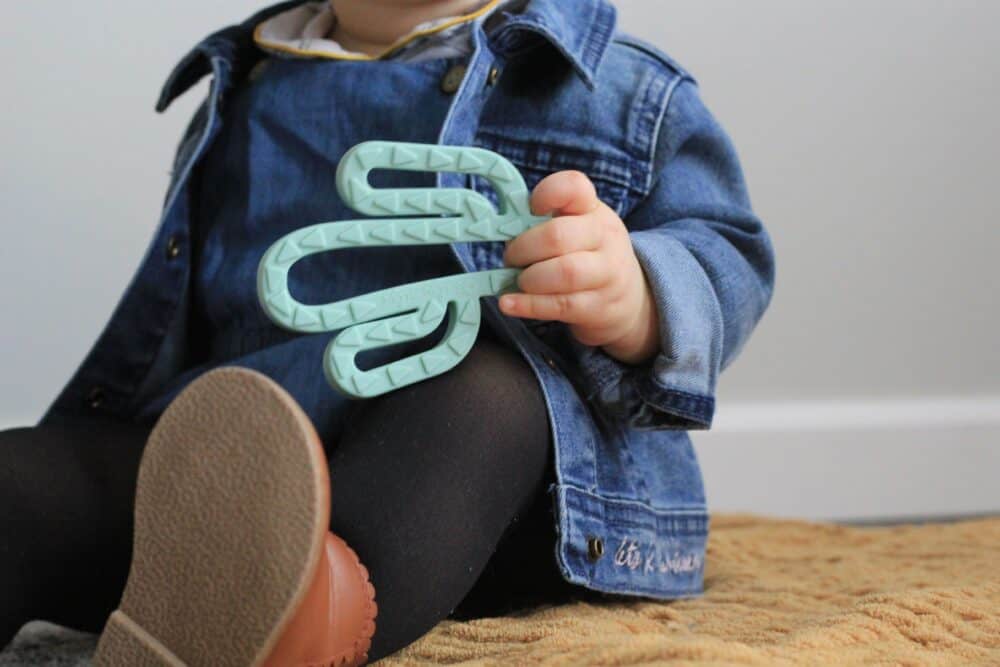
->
xmin=166 ymin=235 xmax=181 ymax=261
xmin=487 ymin=66 xmax=501 ymax=86
xmin=86 ymin=386 xmax=106 ymax=410
xmin=440 ymin=64 xmax=467 ymax=94
xmin=587 ymin=536 xmax=605 ymax=562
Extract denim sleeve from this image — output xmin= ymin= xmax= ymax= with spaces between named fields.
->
xmin=565 ymin=78 xmax=775 ymax=430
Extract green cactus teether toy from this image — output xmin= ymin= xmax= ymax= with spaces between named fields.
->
xmin=257 ymin=141 xmax=549 ymax=399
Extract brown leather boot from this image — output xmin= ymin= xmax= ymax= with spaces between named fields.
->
xmin=261 ymin=533 xmax=376 ymax=667
xmin=93 ymin=367 xmax=377 ymax=667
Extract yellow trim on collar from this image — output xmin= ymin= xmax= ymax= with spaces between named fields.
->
xmin=254 ymin=0 xmax=502 ymax=61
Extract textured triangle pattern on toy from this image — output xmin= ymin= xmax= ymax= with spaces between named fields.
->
xmin=257 ymin=141 xmax=549 ymax=398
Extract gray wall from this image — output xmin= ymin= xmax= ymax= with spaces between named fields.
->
xmin=612 ymin=1 xmax=1000 ymax=519
xmin=617 ymin=1 xmax=1000 ymax=402
xmin=2 ymin=1 xmax=997 ymax=518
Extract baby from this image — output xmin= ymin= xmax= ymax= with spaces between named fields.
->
xmin=0 ymin=0 xmax=774 ymax=664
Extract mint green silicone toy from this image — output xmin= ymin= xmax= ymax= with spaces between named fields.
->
xmin=257 ymin=141 xmax=549 ymax=398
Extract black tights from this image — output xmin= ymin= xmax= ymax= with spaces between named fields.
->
xmin=0 ymin=340 xmax=576 ymax=660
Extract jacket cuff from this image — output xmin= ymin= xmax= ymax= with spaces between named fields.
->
xmin=563 ymin=227 xmax=725 ymax=430
xmin=565 ymin=337 xmax=715 ymax=431
xmin=633 ymin=374 xmax=714 ymax=429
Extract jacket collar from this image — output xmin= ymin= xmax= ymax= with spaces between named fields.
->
xmin=489 ymin=0 xmax=616 ymax=87
xmin=157 ymin=0 xmax=617 ymax=112
xmin=156 ymin=0 xmax=301 ymax=112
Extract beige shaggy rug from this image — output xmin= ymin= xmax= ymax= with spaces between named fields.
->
xmin=3 ymin=515 xmax=997 ymax=665
xmin=377 ymin=515 xmax=1000 ymax=666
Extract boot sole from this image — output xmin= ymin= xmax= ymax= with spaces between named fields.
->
xmin=93 ymin=367 xmax=331 ymax=667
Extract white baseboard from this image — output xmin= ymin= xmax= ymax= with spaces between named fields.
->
xmin=4 ymin=397 xmax=998 ymax=522
xmin=694 ymin=395 xmax=1000 ymax=521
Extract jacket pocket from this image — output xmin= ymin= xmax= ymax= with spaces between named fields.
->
xmin=471 ymin=132 xmax=635 ymax=219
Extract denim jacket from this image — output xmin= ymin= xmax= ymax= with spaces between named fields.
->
xmin=40 ymin=0 xmax=774 ymax=600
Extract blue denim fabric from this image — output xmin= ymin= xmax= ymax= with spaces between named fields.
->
xmin=127 ymin=51 xmax=467 ymax=443
xmin=39 ymin=0 xmax=774 ymax=600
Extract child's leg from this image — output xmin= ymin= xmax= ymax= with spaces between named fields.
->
xmin=0 ymin=419 xmax=152 ymax=647
xmin=449 ymin=469 xmax=586 ymax=620
xmin=326 ymin=338 xmax=553 ymax=661
xmin=1 ymin=338 xmax=554 ymax=660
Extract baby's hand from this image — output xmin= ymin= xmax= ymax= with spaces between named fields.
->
xmin=499 ymin=171 xmax=660 ymax=365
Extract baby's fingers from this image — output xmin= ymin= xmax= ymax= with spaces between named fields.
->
xmin=498 ymin=291 xmax=601 ymax=324
xmin=531 ymin=170 xmax=600 ymax=217
xmin=504 ymin=214 xmax=604 ymax=268
xmin=516 ymin=252 xmax=609 ymax=294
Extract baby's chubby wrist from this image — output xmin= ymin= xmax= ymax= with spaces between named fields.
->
xmin=599 ymin=276 xmax=661 ymax=365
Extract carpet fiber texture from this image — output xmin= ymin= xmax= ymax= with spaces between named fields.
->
xmin=3 ymin=515 xmax=998 ymax=665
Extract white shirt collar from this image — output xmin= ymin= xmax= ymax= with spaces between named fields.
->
xmin=254 ymin=0 xmax=509 ymax=61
